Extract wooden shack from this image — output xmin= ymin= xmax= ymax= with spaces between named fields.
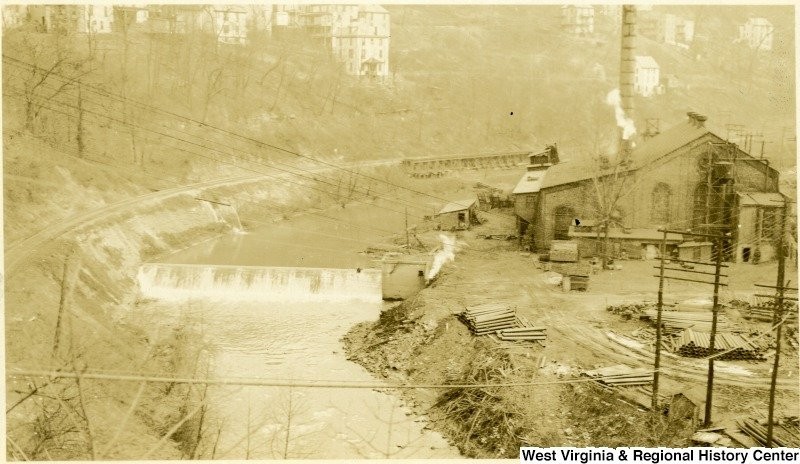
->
xmin=678 ymin=241 xmax=713 ymax=262
xmin=435 ymin=198 xmax=479 ymax=231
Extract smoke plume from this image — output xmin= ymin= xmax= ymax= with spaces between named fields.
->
xmin=605 ymin=88 xmax=636 ymax=140
xmin=427 ymin=234 xmax=457 ymax=280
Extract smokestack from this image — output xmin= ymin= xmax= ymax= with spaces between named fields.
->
xmin=619 ymin=5 xmax=637 ymax=158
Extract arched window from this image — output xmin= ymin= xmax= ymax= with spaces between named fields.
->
xmin=693 ymin=183 xmax=708 ymax=228
xmin=553 ymin=205 xmax=576 ymax=240
xmin=651 ymin=183 xmax=671 ymax=225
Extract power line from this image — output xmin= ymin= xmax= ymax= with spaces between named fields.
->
xmin=7 ymin=366 xmax=664 ymax=390
xmin=4 ymin=54 xmax=512 ymax=220
xmin=3 ymin=84 xmax=427 ymax=223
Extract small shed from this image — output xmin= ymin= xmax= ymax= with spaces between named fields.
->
xmin=436 ymin=198 xmax=479 ymax=231
xmin=667 ymin=386 xmax=706 ymax=423
xmin=677 ymin=241 xmax=713 ymax=262
xmin=381 ymin=256 xmax=431 ymax=300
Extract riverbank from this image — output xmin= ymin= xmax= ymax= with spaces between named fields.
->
xmin=343 ymin=224 xmax=799 ymax=456
xmin=5 ymin=157 xmax=397 ymax=459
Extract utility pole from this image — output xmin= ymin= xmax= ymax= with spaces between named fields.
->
xmin=405 ymin=207 xmax=410 ymax=249
xmin=652 ymin=229 xmax=667 ymax=411
xmin=766 ymin=199 xmax=789 ymax=446
xmin=704 ymin=236 xmax=724 ymax=426
xmin=76 ymin=85 xmax=85 ymax=157
xmin=653 ymin=229 xmax=728 ymax=425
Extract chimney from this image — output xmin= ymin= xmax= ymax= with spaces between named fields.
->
xmin=686 ymin=112 xmax=707 ymax=127
xmin=619 ymin=5 xmax=636 ymax=159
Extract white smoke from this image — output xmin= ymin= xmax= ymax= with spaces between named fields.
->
xmin=426 ymin=234 xmax=457 ymax=280
xmin=605 ymin=88 xmax=636 ymax=140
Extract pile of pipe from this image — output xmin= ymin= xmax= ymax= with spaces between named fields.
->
xmin=460 ymin=303 xmax=517 ymax=335
xmin=641 ymin=310 xmax=734 ymax=335
xmin=674 ymin=328 xmax=764 ymax=361
xmin=737 ymin=417 xmax=800 ymax=447
xmin=496 ymin=326 xmax=547 ymax=342
xmin=582 ymin=364 xmax=653 ymax=387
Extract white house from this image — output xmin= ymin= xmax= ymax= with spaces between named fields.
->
xmin=739 ymin=17 xmax=773 ymax=51
xmin=663 ymin=14 xmax=694 ymax=48
xmin=561 ymin=5 xmax=594 ymax=35
xmin=28 ymin=5 xmax=114 ymax=34
xmin=2 ymin=5 xmax=28 ymax=29
xmin=290 ymin=4 xmax=390 ymax=79
xmin=634 ymin=55 xmax=660 ymax=97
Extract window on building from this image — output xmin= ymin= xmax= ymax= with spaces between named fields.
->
xmin=651 ymin=182 xmax=671 ymax=224
xmin=692 ymin=183 xmax=707 ymax=228
xmin=553 ymin=205 xmax=576 ymax=240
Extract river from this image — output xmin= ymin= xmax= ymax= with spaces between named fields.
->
xmin=132 ymin=201 xmax=459 ymax=459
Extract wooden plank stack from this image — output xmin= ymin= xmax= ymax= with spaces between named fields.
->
xmin=582 ymin=364 xmax=653 ymax=387
xmin=549 ymin=240 xmax=579 ymax=262
xmin=641 ymin=310 xmax=734 ymax=335
xmin=496 ymin=326 xmax=547 ymax=342
xmin=742 ymin=302 xmax=798 ymax=323
xmin=737 ymin=417 xmax=800 ymax=447
xmin=459 ymin=303 xmax=517 ymax=335
xmin=674 ymin=328 xmax=764 ymax=361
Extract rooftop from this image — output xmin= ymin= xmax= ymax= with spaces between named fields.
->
xmin=635 ymin=55 xmax=659 ymax=69
xmin=541 ymin=119 xmax=713 ymax=189
xmin=737 ymin=191 xmax=785 ymax=207
xmin=512 ymin=171 xmax=546 ymax=194
xmin=437 ymin=198 xmax=477 ymax=215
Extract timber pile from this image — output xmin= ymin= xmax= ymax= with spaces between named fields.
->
xmin=641 ymin=310 xmax=734 ymax=335
xmin=496 ymin=326 xmax=546 ymax=342
xmin=742 ymin=300 xmax=798 ymax=323
xmin=674 ymin=328 xmax=764 ymax=361
xmin=737 ymin=417 xmax=800 ymax=447
xmin=582 ymin=364 xmax=653 ymax=387
xmin=459 ymin=303 xmax=517 ymax=335
xmin=549 ymin=240 xmax=579 ymax=262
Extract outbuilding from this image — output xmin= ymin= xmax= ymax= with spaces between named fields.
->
xmin=435 ymin=198 xmax=479 ymax=231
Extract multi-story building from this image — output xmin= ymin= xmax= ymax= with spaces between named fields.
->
xmin=634 ymin=55 xmax=660 ymax=97
xmin=561 ymin=5 xmax=594 ymax=36
xmin=286 ymin=4 xmax=390 ymax=78
xmin=2 ymin=5 xmax=28 ymax=30
xmin=663 ymin=13 xmax=694 ymax=48
xmin=208 ymin=5 xmax=248 ymax=44
xmin=29 ymin=5 xmax=114 ymax=34
xmin=739 ymin=17 xmax=773 ymax=51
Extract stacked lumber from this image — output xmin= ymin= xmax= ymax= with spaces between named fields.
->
xmin=742 ymin=302 xmax=798 ymax=323
xmin=641 ymin=310 xmax=734 ymax=335
xmin=496 ymin=326 xmax=546 ymax=342
xmin=550 ymin=240 xmax=579 ymax=262
xmin=582 ymin=364 xmax=653 ymax=387
xmin=737 ymin=417 xmax=800 ymax=447
xmin=459 ymin=303 xmax=517 ymax=335
xmin=674 ymin=329 xmax=764 ymax=361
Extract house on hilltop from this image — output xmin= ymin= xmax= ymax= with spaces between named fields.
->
xmin=561 ymin=5 xmax=594 ymax=36
xmin=513 ymin=113 xmax=782 ymax=263
xmin=29 ymin=5 xmax=114 ymax=34
xmin=739 ymin=17 xmax=773 ymax=51
xmin=280 ymin=4 xmax=390 ymax=78
xmin=634 ymin=55 xmax=661 ymax=97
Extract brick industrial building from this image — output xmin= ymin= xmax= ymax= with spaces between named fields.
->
xmin=514 ymin=113 xmax=784 ymax=262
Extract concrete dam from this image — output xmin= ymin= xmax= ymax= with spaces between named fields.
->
xmin=137 ymin=263 xmax=383 ymax=302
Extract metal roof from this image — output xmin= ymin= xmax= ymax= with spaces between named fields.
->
xmin=437 ymin=198 xmax=477 ymax=215
xmin=541 ymin=120 xmax=712 ymax=189
xmin=512 ymin=171 xmax=546 ymax=194
xmin=635 ymin=55 xmax=659 ymax=69
xmin=737 ymin=192 xmax=784 ymax=207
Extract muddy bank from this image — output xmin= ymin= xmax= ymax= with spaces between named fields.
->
xmin=5 ymin=166 xmax=391 ymax=459
xmin=343 ymin=245 xmax=695 ymax=457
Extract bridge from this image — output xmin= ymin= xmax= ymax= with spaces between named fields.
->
xmin=401 ymin=151 xmax=530 ymax=177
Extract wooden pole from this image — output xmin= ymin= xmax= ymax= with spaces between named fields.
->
xmin=405 ymin=207 xmax=409 ymax=248
xmin=766 ymin=200 xmax=788 ymax=446
xmin=53 ymin=252 xmax=80 ymax=359
xmin=703 ymin=236 xmax=724 ymax=426
xmin=652 ymin=228 xmax=667 ymax=411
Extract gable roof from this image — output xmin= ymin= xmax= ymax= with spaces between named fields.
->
xmin=437 ymin=198 xmax=477 ymax=215
xmin=541 ymin=119 xmax=711 ymax=189
xmin=512 ymin=170 xmax=547 ymax=194
xmin=635 ymin=55 xmax=659 ymax=69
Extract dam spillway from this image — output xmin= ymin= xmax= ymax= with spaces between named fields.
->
xmin=137 ymin=263 xmax=382 ymax=302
